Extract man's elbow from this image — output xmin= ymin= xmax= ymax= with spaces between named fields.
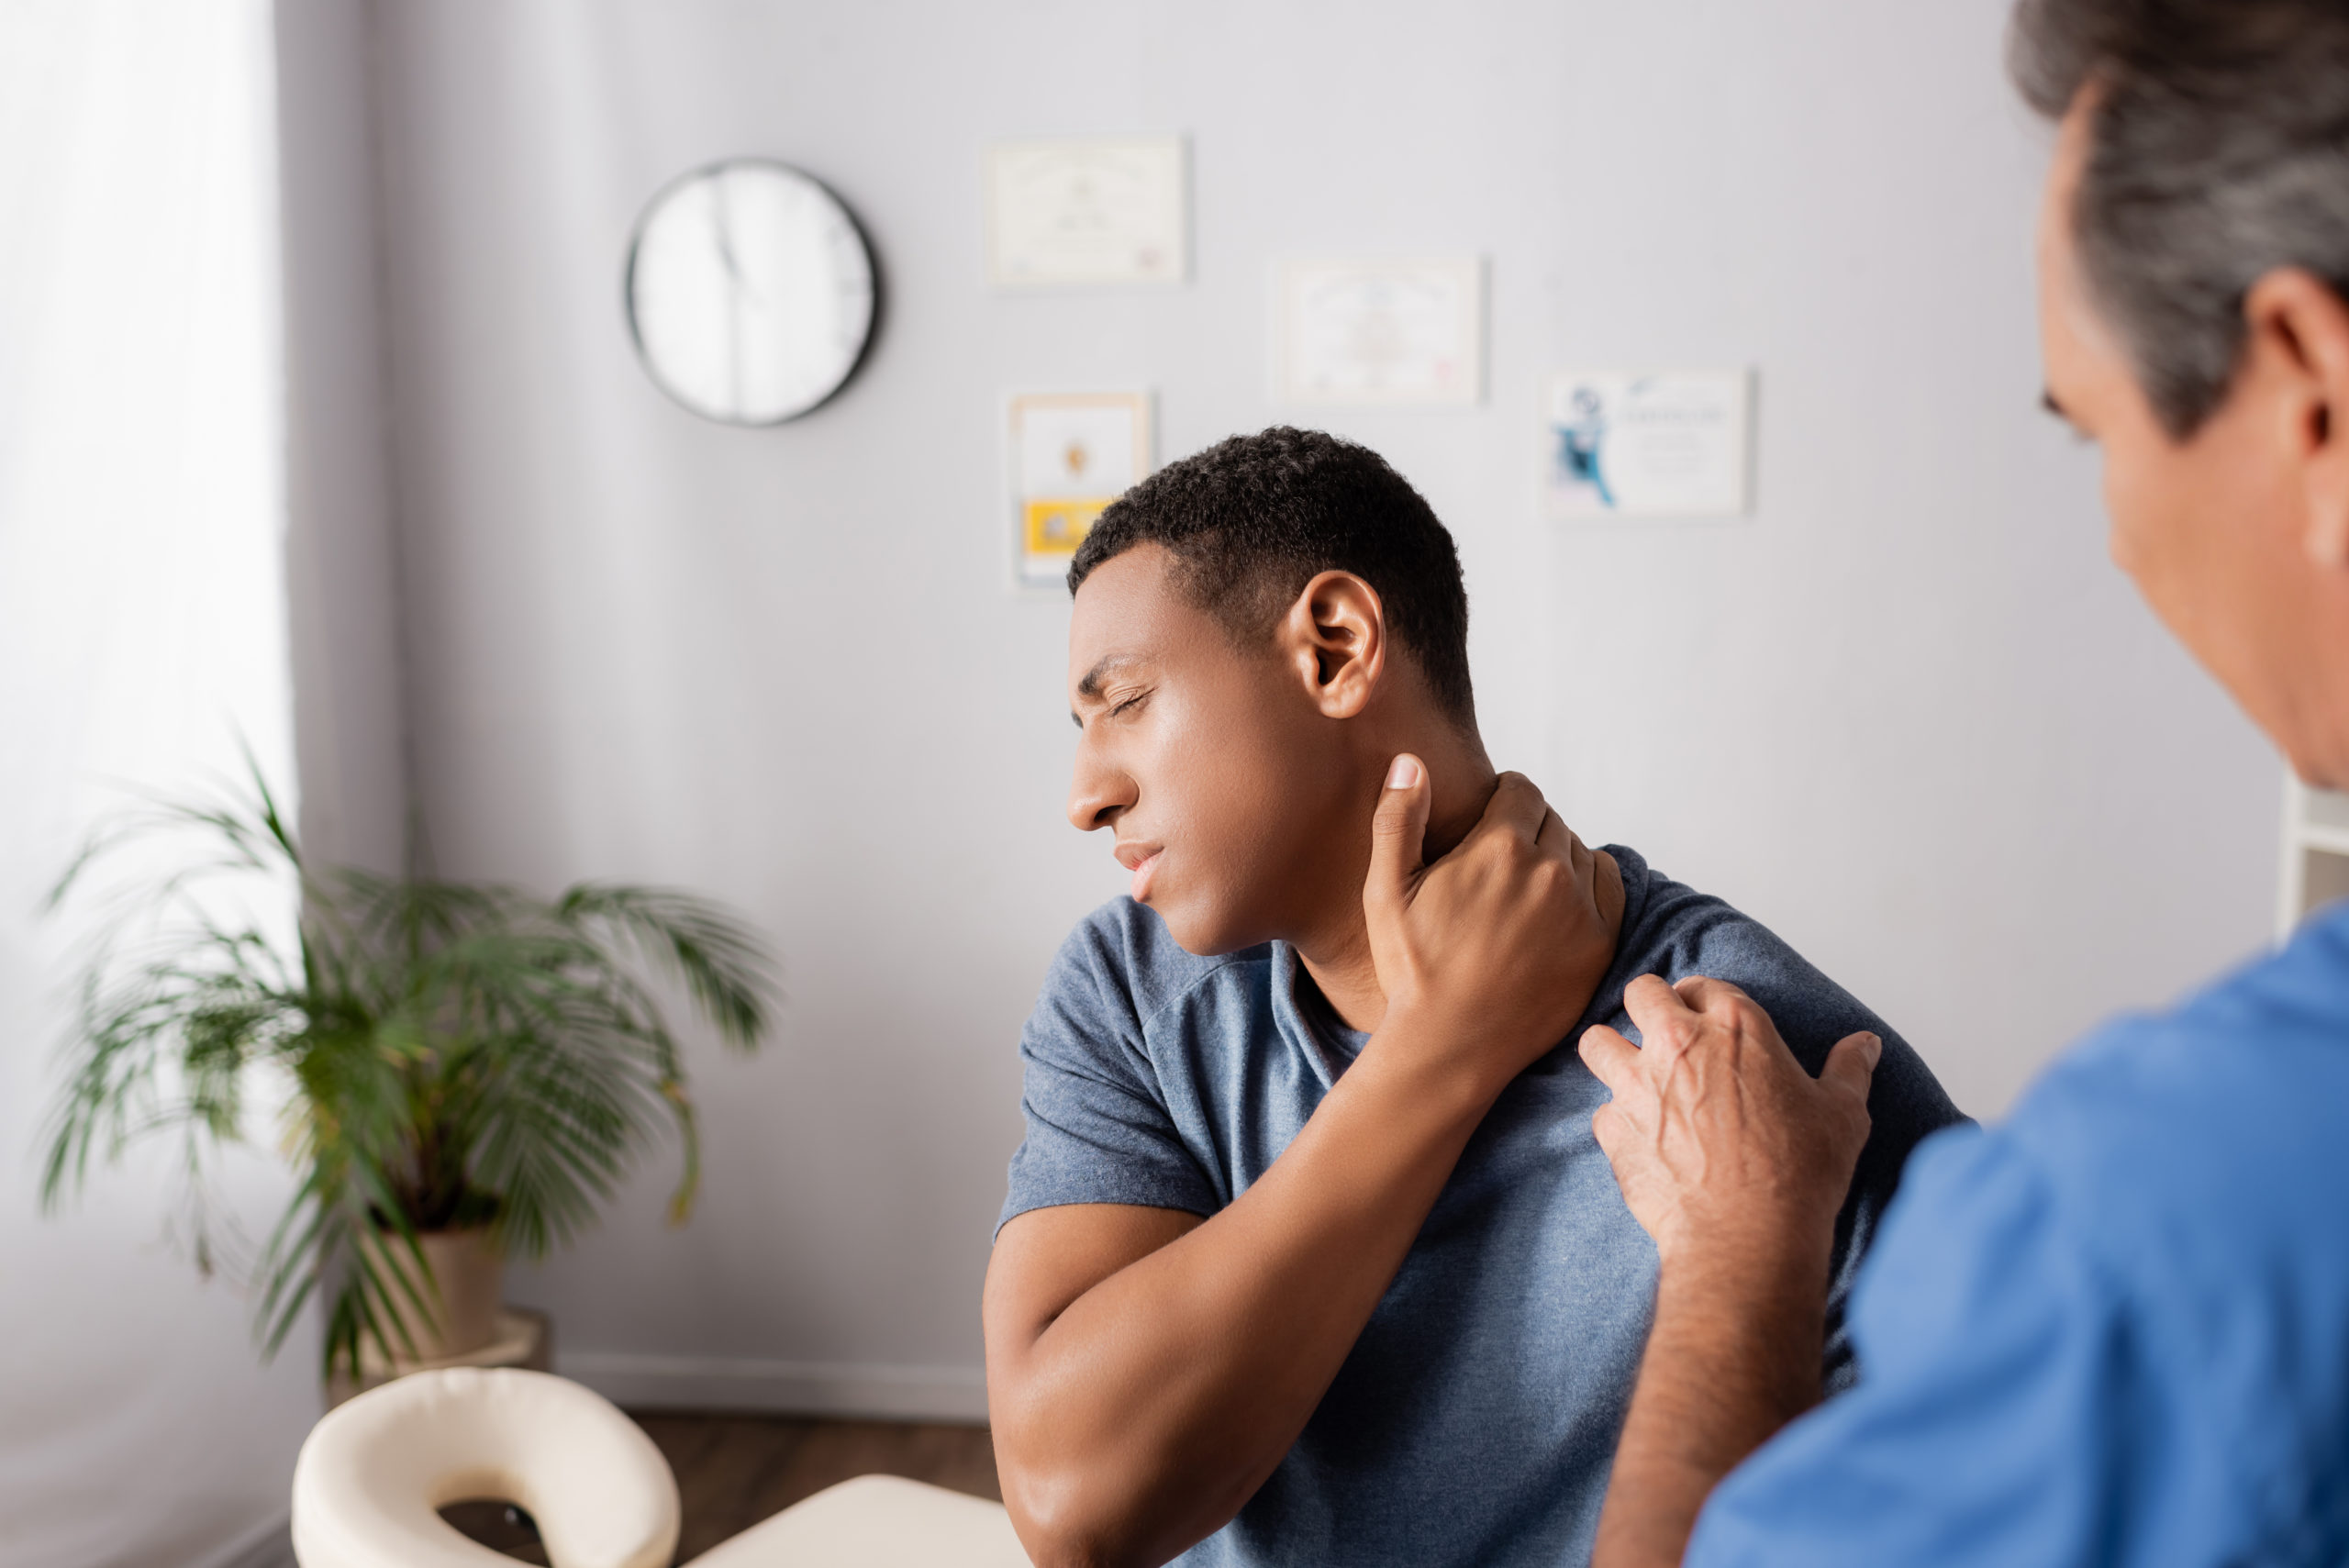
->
xmin=993 ymin=1402 xmax=1192 ymax=1568
xmin=999 ymin=1460 xmax=1155 ymax=1568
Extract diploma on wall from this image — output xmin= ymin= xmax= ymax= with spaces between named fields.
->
xmin=1542 ymin=370 xmax=1754 ymax=519
xmin=1273 ymin=257 xmax=1485 ymax=406
xmin=985 ymin=136 xmax=1188 ymax=287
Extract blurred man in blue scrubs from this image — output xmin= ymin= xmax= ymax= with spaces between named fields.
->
xmin=1580 ymin=1 xmax=2349 ymax=1563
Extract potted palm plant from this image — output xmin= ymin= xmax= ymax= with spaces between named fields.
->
xmin=39 ymin=769 xmax=777 ymax=1382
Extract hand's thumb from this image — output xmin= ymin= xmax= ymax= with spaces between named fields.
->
xmin=1821 ymin=1030 xmax=1882 ymax=1106
xmin=1366 ymin=754 xmax=1431 ymax=908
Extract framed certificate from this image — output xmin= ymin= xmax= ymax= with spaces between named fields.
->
xmin=1008 ymin=391 xmax=1153 ymax=588
xmin=1273 ymin=257 xmax=1485 ymax=406
xmin=985 ymin=137 xmax=1188 ymax=287
xmin=1542 ymin=370 xmax=1754 ymax=519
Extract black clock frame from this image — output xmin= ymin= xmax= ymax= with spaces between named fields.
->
xmin=620 ymin=156 xmax=885 ymax=427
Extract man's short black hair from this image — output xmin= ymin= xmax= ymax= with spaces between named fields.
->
xmin=1069 ymin=428 xmax=1475 ymax=723
xmin=2010 ymin=0 xmax=2349 ymax=437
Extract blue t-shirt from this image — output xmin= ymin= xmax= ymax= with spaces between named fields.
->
xmin=1000 ymin=845 xmax=1965 ymax=1568
xmin=1686 ymin=897 xmax=2349 ymax=1568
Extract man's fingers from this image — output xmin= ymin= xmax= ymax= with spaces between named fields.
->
xmin=1620 ymin=973 xmax=1696 ymax=1044
xmin=1471 ymin=771 xmax=1550 ymax=844
xmin=1821 ymin=1030 xmax=1882 ymax=1105
xmin=1533 ymin=806 xmax=1581 ymax=863
xmin=1590 ymin=1101 xmax=1626 ymax=1158
xmin=1594 ymin=848 xmax=1626 ymax=933
xmin=1577 ymin=1025 xmax=1640 ymax=1090
xmin=1529 ymin=806 xmax=1583 ymax=873
xmin=1365 ymin=753 xmax=1432 ymax=909
xmin=1671 ymin=974 xmax=1754 ymax=1015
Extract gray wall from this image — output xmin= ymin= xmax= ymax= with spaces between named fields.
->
xmin=315 ymin=0 xmax=2280 ymax=1417
xmin=283 ymin=0 xmax=412 ymax=879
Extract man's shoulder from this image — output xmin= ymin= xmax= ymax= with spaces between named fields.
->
xmin=1602 ymin=843 xmax=1816 ymax=987
xmin=2009 ymin=906 xmax=2349 ymax=1231
xmin=1833 ymin=909 xmax=2349 ymax=1537
xmin=1596 ymin=842 xmax=1969 ymax=1168
xmin=1039 ymin=897 xmax=1273 ymax=1034
xmin=1956 ymin=905 xmax=2349 ymax=1395
xmin=1597 ymin=841 xmax=1890 ymax=1051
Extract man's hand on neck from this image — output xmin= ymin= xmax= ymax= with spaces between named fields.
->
xmin=1345 ymin=756 xmax=1625 ymax=1096
xmin=1291 ymin=723 xmax=1498 ymax=1030
xmin=1297 ymin=744 xmax=1621 ymax=1042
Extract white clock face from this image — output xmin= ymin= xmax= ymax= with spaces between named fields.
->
xmin=625 ymin=161 xmax=876 ymax=425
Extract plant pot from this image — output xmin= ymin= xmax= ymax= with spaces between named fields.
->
xmin=360 ymin=1226 xmax=504 ymax=1363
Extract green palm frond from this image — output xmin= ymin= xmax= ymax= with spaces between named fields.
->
xmin=557 ymin=883 xmax=778 ymax=1050
xmin=41 ymin=760 xmax=779 ymax=1381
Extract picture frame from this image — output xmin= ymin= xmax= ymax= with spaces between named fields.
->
xmin=1541 ymin=369 xmax=1754 ymax=519
xmin=1272 ymin=257 xmax=1485 ymax=406
xmin=1006 ymin=391 xmax=1154 ymax=590
xmin=985 ymin=137 xmax=1189 ymax=288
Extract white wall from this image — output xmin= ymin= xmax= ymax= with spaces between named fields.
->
xmin=324 ymin=0 xmax=2278 ymax=1418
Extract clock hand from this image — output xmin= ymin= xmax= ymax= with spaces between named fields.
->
xmin=707 ymin=183 xmax=751 ymax=414
xmin=711 ymin=204 xmax=743 ymax=284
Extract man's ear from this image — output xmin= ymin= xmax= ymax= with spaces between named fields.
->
xmin=1277 ymin=571 xmax=1387 ymax=718
xmin=2245 ymin=268 xmax=2349 ymax=569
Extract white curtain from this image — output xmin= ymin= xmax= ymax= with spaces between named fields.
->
xmin=0 ymin=2 xmax=312 ymax=1564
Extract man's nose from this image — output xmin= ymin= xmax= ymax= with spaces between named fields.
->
xmin=1067 ymin=751 xmax=1135 ymax=833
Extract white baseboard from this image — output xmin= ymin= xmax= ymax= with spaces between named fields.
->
xmin=190 ymin=1509 xmax=295 ymax=1568
xmin=562 ymin=1351 xmax=989 ymax=1423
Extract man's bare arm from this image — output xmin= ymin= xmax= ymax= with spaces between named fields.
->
xmin=1580 ymin=976 xmax=1878 ymax=1568
xmin=984 ymin=1040 xmax=1511 ymax=1566
xmin=984 ymin=765 xmax=1622 ymax=1568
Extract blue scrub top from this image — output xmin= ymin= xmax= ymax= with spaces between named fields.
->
xmin=1687 ymin=898 xmax=2349 ymax=1567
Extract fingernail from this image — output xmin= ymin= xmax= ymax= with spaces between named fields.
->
xmin=1865 ymin=1033 xmax=1883 ymax=1065
xmin=1386 ymin=756 xmax=1420 ymax=789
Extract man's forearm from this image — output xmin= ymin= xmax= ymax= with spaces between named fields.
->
xmin=1579 ymin=977 xmax=1879 ymax=1568
xmin=1592 ymin=1248 xmax=1833 ymax=1568
xmin=991 ymin=1018 xmax=1505 ymax=1568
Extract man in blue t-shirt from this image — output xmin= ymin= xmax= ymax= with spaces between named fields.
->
xmin=982 ymin=428 xmax=1965 ymax=1568
xmin=1577 ymin=4 xmax=2349 ymax=1565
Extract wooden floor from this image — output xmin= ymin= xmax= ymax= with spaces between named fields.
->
xmin=441 ymin=1410 xmax=1002 ymax=1564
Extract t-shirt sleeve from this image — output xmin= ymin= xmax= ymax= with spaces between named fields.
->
xmin=1684 ymin=1125 xmax=2144 ymax=1568
xmin=1606 ymin=858 xmax=1970 ymax=1386
xmin=1644 ymin=880 xmax=1967 ymax=1175
xmin=997 ymin=916 xmax=1220 ymax=1232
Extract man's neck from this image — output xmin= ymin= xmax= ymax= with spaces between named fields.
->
xmin=1292 ymin=738 xmax=1498 ymax=1035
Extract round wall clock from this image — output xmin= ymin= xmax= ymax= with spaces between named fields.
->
xmin=624 ymin=159 xmax=877 ymax=425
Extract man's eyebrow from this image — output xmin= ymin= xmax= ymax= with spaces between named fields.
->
xmin=1070 ymin=654 xmax=1142 ymax=728
xmin=2042 ymin=387 xmax=2074 ymax=422
xmin=1074 ymin=655 xmax=1140 ymax=701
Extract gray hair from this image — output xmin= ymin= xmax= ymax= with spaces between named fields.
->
xmin=2009 ymin=0 xmax=2349 ymax=437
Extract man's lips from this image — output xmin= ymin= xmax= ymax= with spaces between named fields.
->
xmin=1116 ymin=843 xmax=1164 ymax=902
